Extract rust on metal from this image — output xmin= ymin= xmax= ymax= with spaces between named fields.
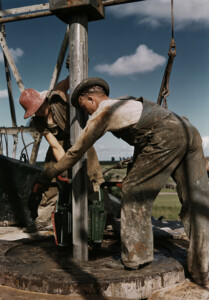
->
xmin=0 ymin=3 xmax=52 ymax=23
xmin=0 ymin=11 xmax=53 ymax=23
xmin=0 ymin=0 xmax=145 ymax=23
xmin=0 ymin=3 xmax=50 ymax=16
xmin=0 ymin=126 xmax=37 ymax=135
xmin=49 ymin=0 xmax=105 ymax=23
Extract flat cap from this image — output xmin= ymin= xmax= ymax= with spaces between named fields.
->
xmin=71 ymin=77 xmax=109 ymax=108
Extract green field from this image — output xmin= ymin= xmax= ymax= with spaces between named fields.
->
xmin=100 ymin=162 xmax=181 ymax=221
xmin=152 ymin=189 xmax=181 ymax=221
xmin=109 ymin=186 xmax=180 ymax=221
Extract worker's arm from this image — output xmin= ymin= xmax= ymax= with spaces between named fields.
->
xmin=44 ymin=106 xmax=111 ymax=179
xmin=54 ymin=76 xmax=69 ymax=94
xmin=32 ymin=132 xmax=66 ymax=193
xmin=44 ymin=132 xmax=65 ymax=162
xmin=33 ymin=131 xmax=65 ymax=193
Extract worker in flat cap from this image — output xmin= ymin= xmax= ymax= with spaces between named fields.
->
xmin=19 ymin=76 xmax=105 ymax=232
xmin=35 ymin=76 xmax=209 ymax=286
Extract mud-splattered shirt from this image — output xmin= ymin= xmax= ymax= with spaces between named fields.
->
xmin=46 ymin=98 xmax=143 ymax=177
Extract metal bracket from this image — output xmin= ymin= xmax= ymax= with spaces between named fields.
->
xmin=49 ymin=0 xmax=105 ymax=23
xmin=29 ymin=131 xmax=42 ymax=165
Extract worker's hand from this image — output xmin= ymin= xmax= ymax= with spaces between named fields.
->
xmin=32 ymin=172 xmax=51 ymax=194
xmin=33 ymin=183 xmax=45 ymax=194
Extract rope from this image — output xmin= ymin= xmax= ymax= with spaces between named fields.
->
xmin=157 ymin=0 xmax=176 ymax=108
xmin=171 ymin=0 xmax=174 ymax=39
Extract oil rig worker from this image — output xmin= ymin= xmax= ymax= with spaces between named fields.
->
xmin=35 ymin=76 xmax=209 ymax=286
xmin=19 ymin=76 xmax=105 ymax=233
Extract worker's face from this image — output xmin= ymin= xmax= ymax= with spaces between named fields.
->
xmin=35 ymin=100 xmax=49 ymax=117
xmin=78 ymin=95 xmax=98 ymax=115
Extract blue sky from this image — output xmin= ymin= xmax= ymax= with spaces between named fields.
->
xmin=0 ymin=0 xmax=209 ymax=161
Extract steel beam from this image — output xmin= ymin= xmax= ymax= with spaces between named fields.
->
xmin=29 ymin=133 xmax=42 ymax=164
xmin=49 ymin=0 xmax=104 ymax=23
xmin=0 ymin=3 xmax=51 ymax=23
xmin=0 ymin=21 xmax=17 ymax=128
xmin=0 ymin=0 xmax=145 ymax=23
xmin=0 ymin=11 xmax=52 ymax=24
xmin=0 ymin=31 xmax=25 ymax=93
xmin=48 ymin=25 xmax=69 ymax=92
xmin=0 ymin=127 xmax=37 ymax=135
xmin=0 ymin=3 xmax=49 ymax=16
xmin=69 ymin=13 xmax=88 ymax=261
xmin=4 ymin=53 xmax=19 ymax=159
xmin=0 ymin=1 xmax=18 ymax=158
xmin=103 ymin=0 xmax=145 ymax=6
xmin=0 ymin=126 xmax=41 ymax=163
xmin=3 ymin=53 xmax=17 ymax=127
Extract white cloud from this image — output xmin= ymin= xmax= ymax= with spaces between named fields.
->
xmin=108 ymin=0 xmax=209 ymax=30
xmin=138 ymin=17 xmax=162 ymax=29
xmin=0 ymin=47 xmax=24 ymax=63
xmin=0 ymin=89 xmax=8 ymax=98
xmin=94 ymin=44 xmax=166 ymax=76
xmin=10 ymin=48 xmax=24 ymax=62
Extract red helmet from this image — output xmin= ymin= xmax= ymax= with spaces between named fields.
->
xmin=19 ymin=89 xmax=48 ymax=119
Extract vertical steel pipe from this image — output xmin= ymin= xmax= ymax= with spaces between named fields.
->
xmin=69 ymin=13 xmax=88 ymax=261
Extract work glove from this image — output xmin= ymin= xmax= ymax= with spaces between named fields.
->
xmin=32 ymin=162 xmax=57 ymax=193
xmin=57 ymin=170 xmax=69 ymax=183
xmin=32 ymin=171 xmax=51 ymax=194
xmin=33 ymin=162 xmax=67 ymax=193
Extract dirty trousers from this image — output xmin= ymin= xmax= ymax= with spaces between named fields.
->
xmin=121 ymin=105 xmax=209 ymax=284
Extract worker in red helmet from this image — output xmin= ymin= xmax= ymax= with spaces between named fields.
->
xmin=19 ymin=77 xmax=105 ymax=233
xmin=19 ymin=89 xmax=48 ymax=119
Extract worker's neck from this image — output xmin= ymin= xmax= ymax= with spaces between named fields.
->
xmin=97 ymin=94 xmax=109 ymax=104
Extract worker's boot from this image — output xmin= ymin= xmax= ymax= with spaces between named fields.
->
xmin=23 ymin=221 xmax=53 ymax=233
